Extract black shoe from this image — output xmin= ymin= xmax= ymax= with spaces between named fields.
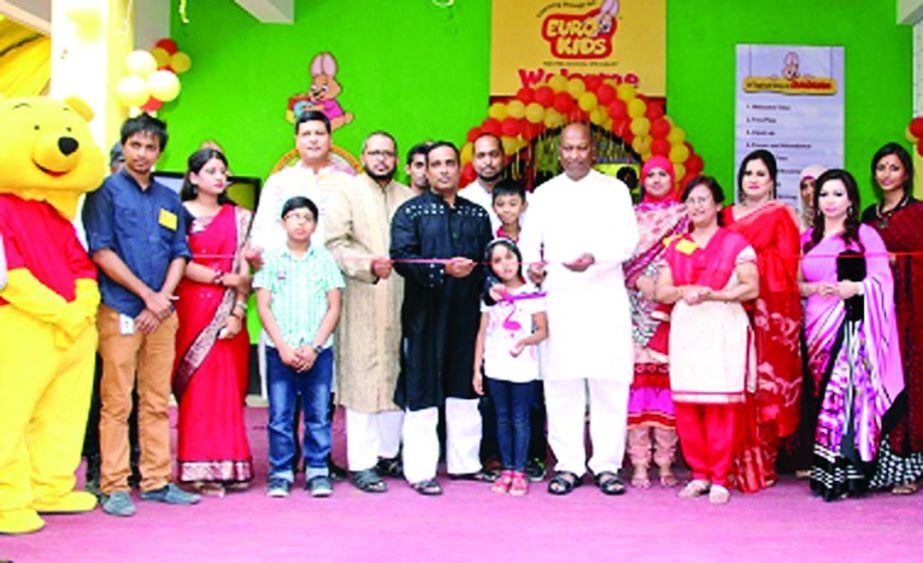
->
xmin=328 ymin=460 xmax=348 ymax=482
xmin=526 ymin=458 xmax=547 ymax=482
xmin=84 ymin=454 xmax=101 ymax=483
xmin=376 ymin=456 xmax=404 ymax=479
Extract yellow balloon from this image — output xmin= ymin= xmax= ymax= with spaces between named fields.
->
xmin=674 ymin=163 xmax=686 ymax=180
xmin=566 ymin=78 xmax=586 ymax=97
xmin=501 ymin=135 xmax=519 ymax=156
xmin=125 ymin=50 xmax=157 ymax=77
xmin=666 ymin=126 xmax=686 ymax=145
xmin=669 ymin=143 xmax=690 ymax=163
xmin=630 ymin=117 xmax=651 ymax=136
xmin=548 ymin=75 xmax=567 ymax=93
xmin=525 ymin=102 xmax=545 ymax=124
xmin=148 ymin=70 xmax=181 ymax=102
xmin=627 ymin=98 xmax=647 ymax=119
xmin=589 ymin=107 xmax=607 ymax=125
xmin=151 ymin=47 xmax=171 ymax=68
xmin=578 ymin=92 xmax=598 ymax=112
xmin=906 ymin=125 xmax=918 ymax=144
xmin=543 ymin=108 xmax=565 ymax=128
xmin=617 ymin=83 xmax=637 ymax=101
xmin=488 ymin=102 xmax=507 ymax=121
xmin=631 ymin=135 xmax=652 ymax=155
xmin=461 ymin=142 xmax=473 ymax=165
xmin=507 ymin=100 xmax=525 ymax=119
xmin=170 ymin=51 xmax=192 ymax=74
xmin=116 ymin=76 xmax=150 ymax=107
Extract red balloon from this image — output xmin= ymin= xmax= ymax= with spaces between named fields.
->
xmin=141 ymin=97 xmax=163 ymax=113
xmin=154 ymin=38 xmax=178 ymax=54
xmin=467 ymin=127 xmax=482 ymax=143
xmin=686 ymin=153 xmax=704 ymax=175
xmin=679 ymin=172 xmax=695 ymax=189
xmin=645 ymin=101 xmax=665 ymax=120
xmin=911 ymin=117 xmax=923 ymax=139
xmin=516 ymin=87 xmax=535 ymax=104
xmin=534 ymin=86 xmax=554 ymax=107
xmin=521 ymin=121 xmax=543 ymax=141
xmin=917 ymin=139 xmax=923 ymax=158
xmin=651 ymin=139 xmax=671 ymax=156
xmin=501 ymin=117 xmax=522 ymax=137
xmin=607 ymin=99 xmax=627 ymax=120
xmin=583 ymin=75 xmax=602 ymax=92
xmin=553 ymin=92 xmax=575 ymax=114
xmin=481 ymin=118 xmax=501 ymax=137
xmin=460 ymin=163 xmax=477 ymax=188
xmin=650 ymin=118 xmax=671 ymax=139
xmin=596 ymin=84 xmax=616 ymax=106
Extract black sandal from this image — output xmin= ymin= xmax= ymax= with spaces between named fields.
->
xmin=376 ymin=456 xmax=404 ymax=478
xmin=595 ymin=471 xmax=626 ymax=496
xmin=410 ymin=478 xmax=443 ymax=496
xmin=547 ymin=471 xmax=583 ymax=495
xmin=449 ymin=468 xmax=499 ymax=483
xmin=351 ymin=469 xmax=387 ymax=493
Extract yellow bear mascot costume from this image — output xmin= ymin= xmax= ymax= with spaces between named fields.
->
xmin=0 ymin=96 xmax=106 ymax=534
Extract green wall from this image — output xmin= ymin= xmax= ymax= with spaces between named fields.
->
xmin=666 ymin=0 xmax=912 ymax=198
xmin=161 ymin=0 xmax=912 ymax=202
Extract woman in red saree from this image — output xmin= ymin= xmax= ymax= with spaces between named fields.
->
xmin=173 ymin=148 xmax=253 ymax=495
xmin=862 ymin=143 xmax=923 ymax=495
xmin=721 ymin=149 xmax=803 ymax=491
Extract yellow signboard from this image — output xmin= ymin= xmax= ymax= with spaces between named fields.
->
xmin=490 ymin=0 xmax=666 ymax=97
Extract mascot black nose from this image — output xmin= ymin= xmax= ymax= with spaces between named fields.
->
xmin=58 ymin=137 xmax=79 ymax=156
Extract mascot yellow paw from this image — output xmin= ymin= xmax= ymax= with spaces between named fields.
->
xmin=0 ymin=508 xmax=45 ymax=535
xmin=33 ymin=490 xmax=98 ymax=513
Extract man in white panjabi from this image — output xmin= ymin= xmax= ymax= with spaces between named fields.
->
xmin=459 ymin=133 xmax=506 ymax=232
xmin=519 ymin=122 xmax=639 ymax=496
xmin=324 ymin=132 xmax=413 ymax=493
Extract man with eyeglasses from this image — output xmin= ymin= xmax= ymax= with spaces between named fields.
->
xmin=324 ymin=132 xmax=413 ymax=493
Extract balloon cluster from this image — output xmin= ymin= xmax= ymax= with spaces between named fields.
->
xmin=115 ymin=38 xmax=192 ymax=113
xmin=460 ymin=74 xmax=705 ymax=189
xmin=906 ymin=117 xmax=923 ymax=156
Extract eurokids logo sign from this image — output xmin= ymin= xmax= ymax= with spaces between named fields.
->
xmin=491 ymin=0 xmax=665 ymax=97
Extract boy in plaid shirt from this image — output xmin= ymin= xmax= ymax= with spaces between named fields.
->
xmin=255 ymin=196 xmax=344 ymax=498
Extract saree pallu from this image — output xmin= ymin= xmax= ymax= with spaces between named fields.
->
xmin=722 ymin=202 xmax=803 ymax=490
xmin=173 ymin=204 xmax=253 ymax=483
xmin=801 ymin=226 xmax=903 ymax=500
xmin=624 ymin=202 xmax=688 ymax=428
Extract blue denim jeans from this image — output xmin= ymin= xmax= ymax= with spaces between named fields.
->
xmin=486 ymin=378 xmax=534 ymax=472
xmin=266 ymin=347 xmax=333 ymax=482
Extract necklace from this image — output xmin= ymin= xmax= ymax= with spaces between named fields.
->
xmin=875 ymin=193 xmax=911 ymax=228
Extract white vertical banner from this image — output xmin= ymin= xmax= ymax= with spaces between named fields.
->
xmin=735 ymin=45 xmax=844 ymax=210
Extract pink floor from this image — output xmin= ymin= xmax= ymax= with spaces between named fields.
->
xmin=4 ymin=408 xmax=923 ymax=562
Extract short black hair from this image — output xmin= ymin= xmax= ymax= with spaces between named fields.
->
xmin=281 ymin=196 xmax=318 ymax=221
xmin=737 ymin=149 xmax=778 ymax=199
xmin=406 ymin=142 xmax=433 ymax=166
xmin=425 ymin=141 xmax=460 ymax=165
xmin=181 ymin=148 xmax=233 ymax=204
xmin=491 ymin=178 xmax=526 ymax=203
xmin=121 ymin=113 xmax=168 ymax=151
xmin=295 ymin=110 xmax=331 ymax=135
xmin=681 ymin=175 xmax=725 ymax=205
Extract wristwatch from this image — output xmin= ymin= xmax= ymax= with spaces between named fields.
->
xmin=312 ymin=343 xmax=324 ymax=354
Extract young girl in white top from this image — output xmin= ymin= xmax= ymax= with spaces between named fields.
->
xmin=473 ymin=239 xmax=548 ymax=495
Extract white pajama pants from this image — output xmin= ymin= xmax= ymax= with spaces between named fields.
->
xmin=402 ymin=398 xmax=482 ymax=484
xmin=544 ymin=378 xmax=629 ymax=477
xmin=345 ymin=408 xmax=403 ymax=472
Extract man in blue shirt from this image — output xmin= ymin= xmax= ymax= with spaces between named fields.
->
xmin=82 ymin=114 xmax=199 ymax=517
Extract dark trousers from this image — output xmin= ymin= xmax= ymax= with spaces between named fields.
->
xmin=486 ymin=378 xmax=535 ymax=472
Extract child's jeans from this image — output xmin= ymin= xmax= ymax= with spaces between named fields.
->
xmin=486 ymin=377 xmax=534 ymax=472
xmin=266 ymin=346 xmax=333 ymax=483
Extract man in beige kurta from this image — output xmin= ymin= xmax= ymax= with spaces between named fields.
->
xmin=325 ymin=131 xmax=412 ymax=492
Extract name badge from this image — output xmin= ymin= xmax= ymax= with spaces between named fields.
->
xmin=159 ymin=208 xmax=178 ymax=230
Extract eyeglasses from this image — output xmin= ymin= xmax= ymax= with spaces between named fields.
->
xmin=365 ymin=150 xmax=396 ymax=159
xmin=685 ymin=196 xmax=713 ymax=206
xmin=284 ymin=213 xmax=315 ymax=224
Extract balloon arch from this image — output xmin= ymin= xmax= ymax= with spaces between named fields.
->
xmin=459 ymin=73 xmax=704 ymax=193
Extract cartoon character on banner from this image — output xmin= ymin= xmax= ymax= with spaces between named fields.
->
xmin=782 ymin=52 xmax=800 ymax=80
xmin=595 ymin=0 xmax=619 ymax=35
xmin=286 ymin=52 xmax=354 ymax=130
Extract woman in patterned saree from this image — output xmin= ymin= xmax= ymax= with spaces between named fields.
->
xmin=800 ymin=169 xmax=903 ymax=501
xmin=624 ymin=156 xmax=689 ymax=489
xmin=173 ymin=148 xmax=254 ymax=495
xmin=861 ymin=143 xmax=923 ymax=495
xmin=722 ymin=149 xmax=803 ymax=491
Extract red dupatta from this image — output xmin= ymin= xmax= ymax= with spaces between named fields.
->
xmin=664 ymin=227 xmax=750 ymax=290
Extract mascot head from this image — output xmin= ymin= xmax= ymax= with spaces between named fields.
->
xmin=0 ymin=96 xmax=106 ymax=219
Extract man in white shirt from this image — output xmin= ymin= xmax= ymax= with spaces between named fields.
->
xmin=519 ymin=122 xmax=639 ymax=496
xmin=459 ymin=133 xmax=505 ymax=232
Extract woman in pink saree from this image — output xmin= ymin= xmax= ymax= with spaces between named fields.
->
xmin=800 ymin=169 xmax=903 ymax=500
xmin=173 ymin=148 xmax=253 ymax=495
